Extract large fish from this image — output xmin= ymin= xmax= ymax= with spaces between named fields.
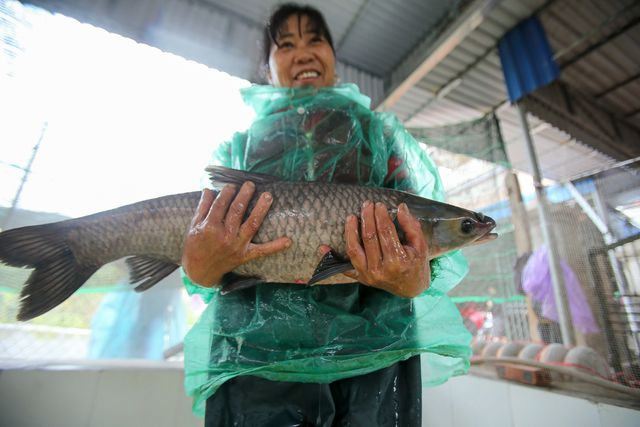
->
xmin=0 ymin=166 xmax=497 ymax=321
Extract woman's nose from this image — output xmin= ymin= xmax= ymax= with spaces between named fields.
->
xmin=294 ymin=50 xmax=314 ymax=64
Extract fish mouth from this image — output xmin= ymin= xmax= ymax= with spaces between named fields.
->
xmin=473 ymin=213 xmax=497 ymax=242
xmin=475 ymin=232 xmax=499 ymax=242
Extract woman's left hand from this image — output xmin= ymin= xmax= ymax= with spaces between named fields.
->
xmin=343 ymin=201 xmax=430 ymax=297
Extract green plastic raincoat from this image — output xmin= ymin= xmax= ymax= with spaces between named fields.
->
xmin=183 ymin=83 xmax=471 ymax=416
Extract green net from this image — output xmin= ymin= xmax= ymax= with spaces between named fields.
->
xmin=182 ymin=84 xmax=471 ymax=416
xmin=408 ymin=116 xmax=527 ymax=341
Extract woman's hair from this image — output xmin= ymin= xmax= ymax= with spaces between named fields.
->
xmin=261 ymin=3 xmax=335 ymax=69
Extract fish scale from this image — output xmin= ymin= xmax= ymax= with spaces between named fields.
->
xmin=235 ymin=182 xmax=408 ymax=284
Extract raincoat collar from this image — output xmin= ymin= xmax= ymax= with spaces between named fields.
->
xmin=240 ymin=83 xmax=372 ymax=116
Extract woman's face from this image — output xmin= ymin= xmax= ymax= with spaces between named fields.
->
xmin=267 ymin=14 xmax=336 ymax=89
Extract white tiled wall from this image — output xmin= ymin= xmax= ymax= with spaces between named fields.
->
xmin=0 ymin=364 xmax=201 ymax=427
xmin=423 ymin=375 xmax=640 ymax=427
xmin=1 ymin=364 xmax=638 ymax=427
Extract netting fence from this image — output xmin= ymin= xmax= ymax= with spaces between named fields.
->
xmin=411 ymin=115 xmax=640 ymax=392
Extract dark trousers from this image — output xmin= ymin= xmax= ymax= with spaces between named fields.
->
xmin=204 ymin=355 xmax=422 ymax=427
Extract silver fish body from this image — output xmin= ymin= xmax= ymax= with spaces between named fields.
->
xmin=0 ymin=167 xmax=497 ymax=320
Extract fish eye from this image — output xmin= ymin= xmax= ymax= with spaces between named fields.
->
xmin=461 ymin=219 xmax=475 ymax=234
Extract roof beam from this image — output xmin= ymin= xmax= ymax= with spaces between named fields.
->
xmin=377 ymin=0 xmax=500 ymax=111
xmin=522 ymin=81 xmax=640 ymax=161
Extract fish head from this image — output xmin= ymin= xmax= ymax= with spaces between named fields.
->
xmin=422 ymin=211 xmax=497 ymax=258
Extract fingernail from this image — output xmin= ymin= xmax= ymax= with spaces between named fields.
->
xmin=284 ymin=238 xmax=292 ymax=248
xmin=376 ymin=202 xmax=385 ymax=209
xmin=263 ymin=192 xmax=272 ymax=201
xmin=362 ymin=200 xmax=371 ymax=208
xmin=245 ymin=181 xmax=255 ymax=189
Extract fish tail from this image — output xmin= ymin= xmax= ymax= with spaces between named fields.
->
xmin=0 ymin=224 xmax=97 ymax=321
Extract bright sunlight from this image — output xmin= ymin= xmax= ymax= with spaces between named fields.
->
xmin=0 ymin=2 xmax=255 ymax=219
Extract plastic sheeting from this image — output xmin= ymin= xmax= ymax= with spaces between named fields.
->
xmin=522 ymin=246 xmax=599 ymax=334
xmin=183 ymin=84 xmax=471 ymax=416
xmin=88 ymin=283 xmax=185 ymax=360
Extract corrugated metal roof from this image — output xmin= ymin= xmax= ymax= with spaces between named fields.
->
xmin=541 ymin=0 xmax=640 ymax=127
xmin=193 ymin=0 xmax=462 ymax=78
xmin=497 ymin=105 xmax=617 ymax=181
xmin=394 ymin=0 xmax=543 ymax=117
xmin=389 ymin=0 xmax=637 ymax=181
xmin=19 ymin=0 xmax=640 ymax=181
xmin=22 ymin=0 xmax=386 ymax=101
xmin=336 ymin=0 xmax=456 ymax=76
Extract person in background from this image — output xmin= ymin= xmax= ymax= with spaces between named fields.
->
xmin=181 ymin=4 xmax=471 ymax=426
xmin=521 ymin=246 xmax=599 ymax=344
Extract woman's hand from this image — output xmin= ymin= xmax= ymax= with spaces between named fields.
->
xmin=181 ymin=182 xmax=291 ymax=287
xmin=344 ymin=201 xmax=430 ymax=297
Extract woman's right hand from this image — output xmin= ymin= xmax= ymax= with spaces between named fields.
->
xmin=181 ymin=182 xmax=292 ymax=287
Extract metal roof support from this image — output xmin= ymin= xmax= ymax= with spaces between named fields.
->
xmin=2 ymin=122 xmax=47 ymax=230
xmin=523 ymin=82 xmax=640 ymax=161
xmin=517 ymin=103 xmax=576 ymax=346
xmin=377 ymin=0 xmax=499 ymax=111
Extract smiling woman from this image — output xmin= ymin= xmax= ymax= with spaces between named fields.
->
xmin=264 ymin=6 xmax=337 ymax=88
xmin=179 ymin=3 xmax=472 ymax=427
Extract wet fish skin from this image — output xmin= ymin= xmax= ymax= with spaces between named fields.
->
xmin=231 ymin=181 xmax=488 ymax=285
xmin=0 ymin=167 xmax=497 ymax=321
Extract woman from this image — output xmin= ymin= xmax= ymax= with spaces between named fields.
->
xmin=182 ymin=4 xmax=471 ymax=426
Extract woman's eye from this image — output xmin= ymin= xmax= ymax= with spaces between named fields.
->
xmin=310 ymin=36 xmax=323 ymax=44
xmin=278 ymin=41 xmax=294 ymax=49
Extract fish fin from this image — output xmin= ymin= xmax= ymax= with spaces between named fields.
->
xmin=308 ymin=250 xmax=354 ymax=285
xmin=219 ymin=272 xmax=264 ymax=295
xmin=0 ymin=224 xmax=98 ymax=321
xmin=205 ymin=166 xmax=284 ymax=187
xmin=126 ymin=256 xmax=179 ymax=292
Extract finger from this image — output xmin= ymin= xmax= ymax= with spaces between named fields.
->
xmin=245 ymin=237 xmax=292 ymax=261
xmin=207 ymin=184 xmax=237 ymax=224
xmin=224 ymin=181 xmax=256 ymax=233
xmin=374 ymin=202 xmax=406 ymax=263
xmin=344 ymin=214 xmax=367 ymax=272
xmin=360 ymin=200 xmax=381 ymax=269
xmin=398 ymin=203 xmax=427 ymax=255
xmin=191 ymin=189 xmax=215 ymax=228
xmin=238 ymin=191 xmax=274 ymax=242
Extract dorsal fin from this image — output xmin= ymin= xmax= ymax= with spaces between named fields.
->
xmin=205 ymin=166 xmax=284 ymax=187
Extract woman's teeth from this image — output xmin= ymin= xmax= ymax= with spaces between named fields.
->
xmin=296 ymin=71 xmax=319 ymax=80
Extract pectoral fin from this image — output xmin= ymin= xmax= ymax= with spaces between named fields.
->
xmin=308 ymin=250 xmax=354 ymax=285
xmin=126 ymin=256 xmax=179 ymax=291
xmin=220 ymin=272 xmax=264 ymax=295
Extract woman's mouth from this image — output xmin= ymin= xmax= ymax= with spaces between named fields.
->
xmin=294 ymin=70 xmax=320 ymax=81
